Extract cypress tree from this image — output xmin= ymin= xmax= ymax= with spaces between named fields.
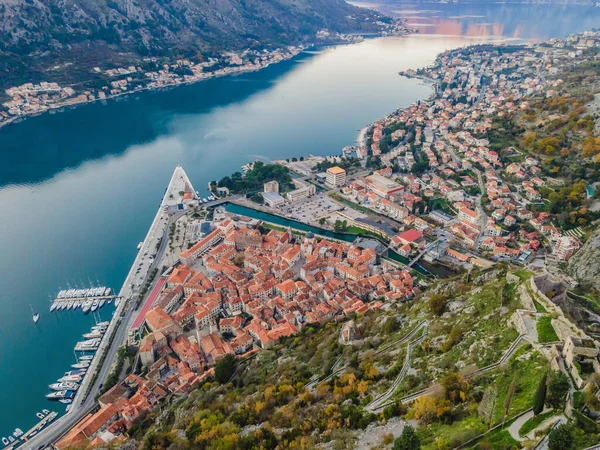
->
xmin=533 ymin=372 xmax=547 ymax=415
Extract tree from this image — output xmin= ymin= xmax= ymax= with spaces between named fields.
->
xmin=548 ymin=424 xmax=574 ymax=450
xmin=533 ymin=373 xmax=547 ymax=415
xmin=546 ymin=371 xmax=570 ymax=408
xmin=319 ymin=217 xmax=326 ymax=225
xmin=441 ymin=372 xmax=469 ymax=404
xmin=413 ymin=395 xmax=437 ymax=424
xmin=383 ymin=317 xmax=400 ymax=334
xmin=428 ymin=294 xmax=447 ymax=316
xmin=214 ymin=354 xmax=237 ymax=384
xmin=393 ymin=425 xmax=421 ymax=450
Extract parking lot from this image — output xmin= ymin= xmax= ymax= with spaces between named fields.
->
xmin=284 ymin=192 xmax=343 ymax=223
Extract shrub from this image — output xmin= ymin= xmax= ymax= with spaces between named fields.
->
xmin=546 ymin=371 xmax=569 ymax=408
xmin=393 ymin=425 xmax=421 ymax=450
xmin=548 ymin=424 xmax=574 ymax=450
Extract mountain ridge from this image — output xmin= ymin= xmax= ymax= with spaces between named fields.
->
xmin=0 ymin=0 xmax=390 ymax=90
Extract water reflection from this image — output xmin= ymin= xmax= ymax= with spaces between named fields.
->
xmin=351 ymin=1 xmax=600 ymax=41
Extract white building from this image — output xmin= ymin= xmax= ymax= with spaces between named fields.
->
xmin=326 ymin=166 xmax=346 ymax=188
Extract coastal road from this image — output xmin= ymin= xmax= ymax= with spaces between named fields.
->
xmin=23 ymin=168 xmax=194 ymax=449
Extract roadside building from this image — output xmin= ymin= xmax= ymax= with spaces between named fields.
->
xmin=326 ymin=166 xmax=346 ymax=188
xmin=263 ymin=191 xmax=285 ymax=208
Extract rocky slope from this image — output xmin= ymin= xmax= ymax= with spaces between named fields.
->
xmin=0 ymin=0 xmax=387 ymax=89
xmin=568 ymin=226 xmax=600 ymax=290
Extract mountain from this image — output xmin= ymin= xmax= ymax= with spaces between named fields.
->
xmin=0 ymin=0 xmax=388 ymax=89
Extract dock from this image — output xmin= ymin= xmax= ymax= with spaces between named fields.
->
xmin=21 ymin=411 xmax=58 ymax=442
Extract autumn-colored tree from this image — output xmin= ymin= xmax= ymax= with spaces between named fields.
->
xmin=441 ymin=372 xmax=469 ymax=404
xmin=413 ymin=395 xmax=438 ymax=424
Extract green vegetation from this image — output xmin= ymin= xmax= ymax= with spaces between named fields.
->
xmin=217 ymin=162 xmax=293 ymax=196
xmin=546 ymin=371 xmax=570 ymax=409
xmin=519 ymin=409 xmax=556 ymax=437
xmin=548 ymin=423 xmax=574 ymax=450
xmin=393 ymin=425 xmax=421 ymax=450
xmin=214 ymin=353 xmax=237 ymax=384
xmin=537 ymin=316 xmax=559 ymax=343
xmin=532 ymin=372 xmax=547 ymax=415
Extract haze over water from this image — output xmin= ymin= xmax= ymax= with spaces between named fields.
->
xmin=0 ymin=1 xmax=599 ymax=437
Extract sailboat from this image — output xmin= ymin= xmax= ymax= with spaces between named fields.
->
xmin=31 ymin=304 xmax=40 ymax=323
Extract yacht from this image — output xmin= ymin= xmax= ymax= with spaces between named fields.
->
xmin=66 ymin=301 xmax=74 ymax=310
xmin=99 ymin=299 xmax=106 ymax=308
xmin=71 ymin=361 xmax=89 ymax=369
xmin=13 ymin=429 xmax=23 ymax=438
xmin=97 ymin=321 xmax=109 ymax=327
xmin=104 ymin=288 xmax=111 ymax=296
xmin=115 ymin=298 xmax=121 ymax=307
xmin=2 ymin=437 xmax=9 ymax=446
xmin=81 ymin=301 xmax=92 ymax=314
xmin=59 ymin=398 xmax=73 ymax=405
xmin=31 ymin=305 xmax=40 ymax=324
xmin=46 ymin=390 xmax=73 ymax=400
xmin=58 ymin=374 xmax=82 ymax=383
xmin=50 ymin=302 xmax=58 ymax=312
xmin=82 ymin=331 xmax=102 ymax=339
xmin=90 ymin=300 xmax=99 ymax=312
xmin=49 ymin=382 xmax=79 ymax=391
xmin=137 ymin=242 xmax=143 ymax=250
xmin=42 ymin=409 xmax=50 ymax=415
xmin=36 ymin=412 xmax=45 ymax=419
xmin=79 ymin=355 xmax=94 ymax=361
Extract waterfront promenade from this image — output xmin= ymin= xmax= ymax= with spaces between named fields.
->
xmin=22 ymin=166 xmax=197 ymax=449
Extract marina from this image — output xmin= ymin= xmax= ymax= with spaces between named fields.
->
xmin=1 ymin=410 xmax=58 ymax=448
xmin=50 ymin=286 xmax=118 ymax=313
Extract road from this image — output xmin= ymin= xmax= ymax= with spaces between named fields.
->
xmin=23 ymin=167 xmax=195 ymax=450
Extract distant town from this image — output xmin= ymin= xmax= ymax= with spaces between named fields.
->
xmin=0 ymin=22 xmax=411 ymax=130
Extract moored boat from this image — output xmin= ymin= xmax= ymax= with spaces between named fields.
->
xmin=49 ymin=382 xmax=79 ymax=391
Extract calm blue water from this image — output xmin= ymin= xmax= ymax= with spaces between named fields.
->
xmin=0 ymin=2 xmax=597 ymax=438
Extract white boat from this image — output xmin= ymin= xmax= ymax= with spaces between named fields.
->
xmin=13 ymin=429 xmax=23 ymax=438
xmin=82 ymin=301 xmax=92 ymax=313
xmin=82 ymin=331 xmax=102 ymax=339
xmin=49 ymin=382 xmax=79 ymax=391
xmin=104 ymin=288 xmax=111 ymax=296
xmin=50 ymin=302 xmax=57 ymax=312
xmin=46 ymin=390 xmax=73 ymax=400
xmin=8 ymin=437 xmax=14 ymax=443
xmin=90 ymin=300 xmax=99 ymax=312
xmin=66 ymin=301 xmax=74 ymax=310
xmin=202 ymin=198 xmax=208 ymax=203
xmin=72 ymin=360 xmax=90 ymax=368
xmin=59 ymin=398 xmax=73 ymax=405
xmin=58 ymin=374 xmax=82 ymax=383
xmin=2 ymin=438 xmax=8 ymax=446
xmin=79 ymin=355 xmax=94 ymax=361
xmin=115 ymin=298 xmax=121 ymax=307
xmin=137 ymin=242 xmax=143 ymax=250
xmin=99 ymin=299 xmax=106 ymax=308
xmin=36 ymin=412 xmax=45 ymax=419
xmin=42 ymin=409 xmax=50 ymax=414
xmin=30 ymin=304 xmax=40 ymax=323
xmin=97 ymin=321 xmax=109 ymax=327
